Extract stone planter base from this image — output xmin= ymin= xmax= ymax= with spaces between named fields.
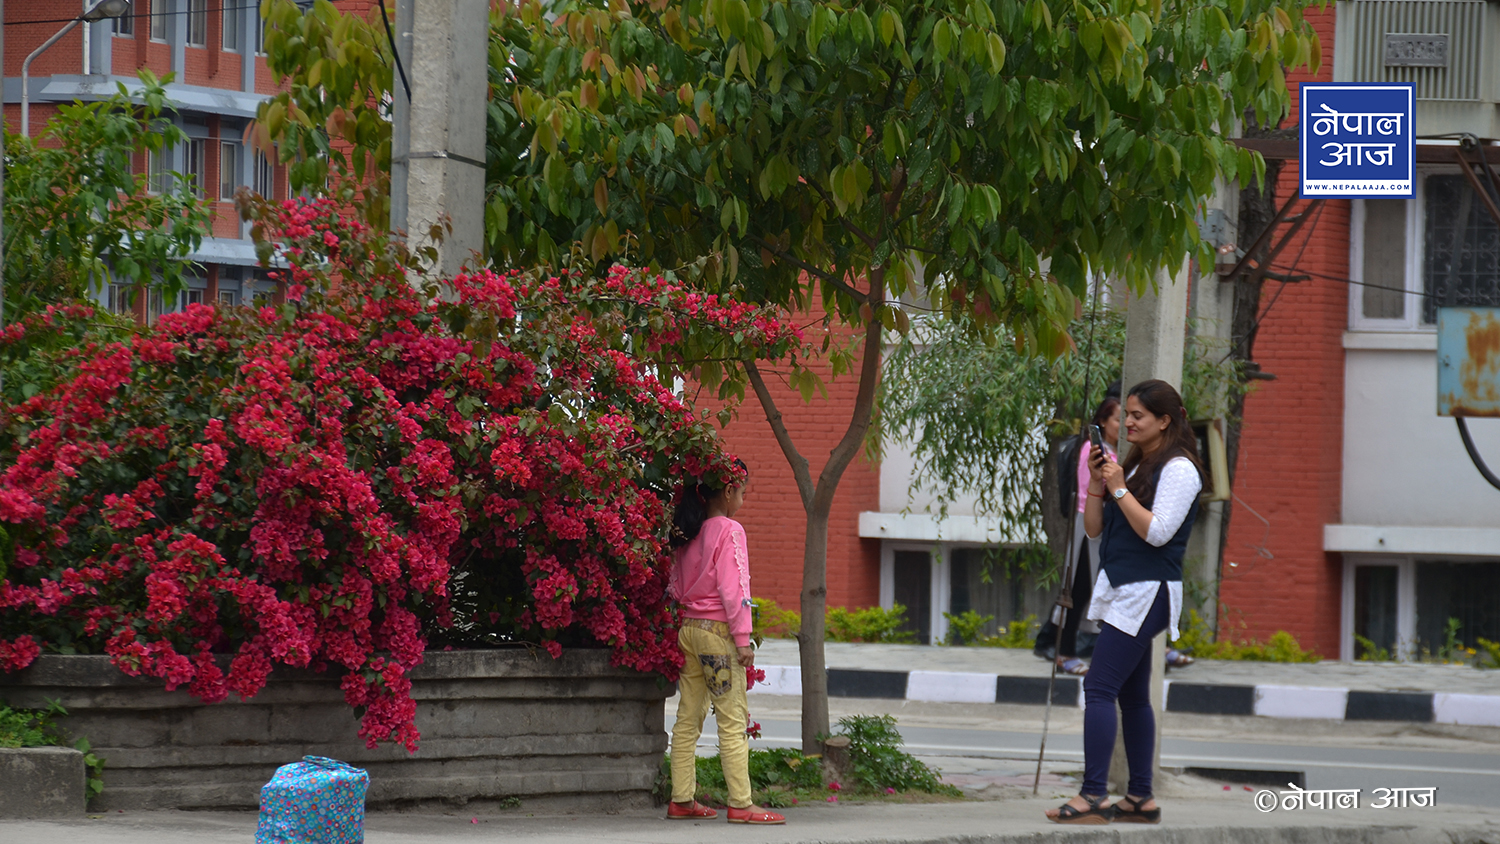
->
xmin=0 ymin=746 xmax=85 ymax=818
xmin=0 ymin=650 xmax=669 ymax=811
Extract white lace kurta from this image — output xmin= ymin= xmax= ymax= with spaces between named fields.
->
xmin=1086 ymin=457 xmax=1201 ymax=639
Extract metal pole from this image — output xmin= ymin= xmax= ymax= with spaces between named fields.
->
xmin=21 ymin=19 xmax=83 ymax=138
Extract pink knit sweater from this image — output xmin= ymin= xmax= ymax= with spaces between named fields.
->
xmin=669 ymin=516 xmax=753 ymax=647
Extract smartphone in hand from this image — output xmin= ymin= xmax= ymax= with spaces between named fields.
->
xmin=1088 ymin=423 xmax=1105 ymax=457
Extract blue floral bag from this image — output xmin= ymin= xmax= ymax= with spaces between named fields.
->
xmin=256 ymin=756 xmax=370 ymax=844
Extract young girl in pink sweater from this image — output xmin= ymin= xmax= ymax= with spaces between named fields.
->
xmin=665 ymin=462 xmax=785 ymax=825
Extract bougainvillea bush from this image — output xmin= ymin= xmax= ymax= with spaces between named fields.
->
xmin=0 ymin=198 xmax=800 ymax=749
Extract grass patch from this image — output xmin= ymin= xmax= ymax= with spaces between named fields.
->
xmin=656 ymin=714 xmax=961 ymax=807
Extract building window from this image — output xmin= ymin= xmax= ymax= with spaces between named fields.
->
xmin=183 ymin=289 xmax=206 ymax=308
xmin=151 ymin=0 xmax=169 ymax=41
xmin=112 ymin=10 xmax=136 ymax=36
xmin=255 ymin=13 xmax=267 ymax=55
xmin=147 ymin=146 xmax=170 ymax=194
xmin=146 ymin=288 xmax=169 ymax=324
xmin=220 ymin=142 xmax=242 ymax=201
xmin=254 ymin=153 xmax=277 ymax=200
xmin=1351 ymin=170 xmax=1500 ymax=331
xmin=890 ymin=549 xmax=932 ymax=644
xmin=218 ymin=289 xmax=239 ymax=307
xmin=185 ymin=139 xmax=207 ymax=198
xmin=1353 ymin=565 xmax=1398 ymax=660
xmin=107 ymin=284 xmax=134 ymax=316
xmin=1344 ymin=556 xmax=1500 ymax=661
xmin=1359 ymin=198 xmax=1407 ymax=322
xmin=187 ymin=0 xmax=208 ymax=47
xmin=223 ymin=2 xmax=240 ymax=51
xmin=1415 ymin=560 xmax=1500 ymax=657
xmin=1420 ymin=174 xmax=1500 ymax=325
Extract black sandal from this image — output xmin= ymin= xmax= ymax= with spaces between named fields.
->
xmin=1113 ymin=794 xmax=1161 ymax=824
xmin=1047 ymin=793 xmax=1113 ymax=825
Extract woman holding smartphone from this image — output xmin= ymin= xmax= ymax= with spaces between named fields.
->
xmin=1046 ymin=379 xmax=1203 ymax=826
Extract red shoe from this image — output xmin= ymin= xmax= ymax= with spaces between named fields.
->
xmin=726 ymin=805 xmax=786 ymax=825
xmin=666 ymin=801 xmax=718 ymax=820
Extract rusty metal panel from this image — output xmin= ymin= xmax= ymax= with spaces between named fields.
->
xmin=1438 ymin=307 xmax=1500 ymax=416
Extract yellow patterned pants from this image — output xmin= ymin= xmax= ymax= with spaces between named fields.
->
xmin=670 ymin=620 xmax=751 ymax=808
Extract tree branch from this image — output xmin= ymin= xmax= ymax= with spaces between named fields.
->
xmin=810 ymin=270 xmax=886 ymax=517
xmin=747 ymin=235 xmax=868 ymax=305
xmin=806 ymin=180 xmax=882 ymax=252
xmin=745 ymin=360 xmax=816 ymax=512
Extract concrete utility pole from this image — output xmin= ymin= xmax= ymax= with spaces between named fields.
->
xmin=1109 ymin=256 xmax=1191 ymax=795
xmin=390 ymin=0 xmax=488 ymax=279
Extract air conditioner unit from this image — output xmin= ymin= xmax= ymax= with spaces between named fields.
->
xmin=1334 ymin=0 xmax=1500 ymax=139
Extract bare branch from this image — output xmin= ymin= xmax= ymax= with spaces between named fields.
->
xmin=745 ymin=361 xmax=816 ymax=511
xmin=810 ymin=271 xmax=886 ymax=517
xmin=806 ymin=180 xmax=882 ymax=252
xmin=747 ymin=235 xmax=869 ymax=305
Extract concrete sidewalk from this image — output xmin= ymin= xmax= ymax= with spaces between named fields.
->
xmin=751 ymin=641 xmax=1500 ymax=726
xmin=5 ymin=794 xmax=1496 ymax=843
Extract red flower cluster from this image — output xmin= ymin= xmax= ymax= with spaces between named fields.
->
xmin=0 ymin=198 xmax=800 ymax=750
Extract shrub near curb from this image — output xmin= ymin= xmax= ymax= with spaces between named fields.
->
xmin=656 ymin=714 xmax=959 ymax=808
xmin=0 ymin=198 xmax=801 ymax=749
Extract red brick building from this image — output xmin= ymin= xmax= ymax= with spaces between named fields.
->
xmin=1221 ymin=2 xmax=1500 ymax=661
xmin=2 ymin=0 xmax=352 ymax=316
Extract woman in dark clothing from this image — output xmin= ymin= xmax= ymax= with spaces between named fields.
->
xmin=1046 ymin=380 xmax=1203 ymax=826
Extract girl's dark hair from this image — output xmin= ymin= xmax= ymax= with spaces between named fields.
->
xmin=1119 ymin=380 xmax=1203 ymax=509
xmin=1090 ymin=396 xmax=1120 ymax=431
xmin=670 ymin=459 xmax=748 ymax=548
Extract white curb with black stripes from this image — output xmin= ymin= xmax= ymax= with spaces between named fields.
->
xmin=748 ymin=665 xmax=1500 ymax=727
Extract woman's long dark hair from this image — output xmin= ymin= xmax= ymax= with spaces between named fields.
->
xmin=670 ymin=459 xmax=748 ymax=548
xmin=1119 ymin=380 xmax=1203 ymax=509
xmin=1091 ymin=396 xmax=1120 ymax=435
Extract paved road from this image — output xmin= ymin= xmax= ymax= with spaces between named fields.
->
xmin=684 ymin=704 xmax=1500 ymax=809
xmin=724 ymin=716 xmax=1500 ymax=807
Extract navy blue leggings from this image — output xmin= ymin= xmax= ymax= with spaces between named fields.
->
xmin=1081 ymin=585 xmax=1170 ymax=798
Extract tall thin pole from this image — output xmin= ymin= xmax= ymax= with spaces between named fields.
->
xmin=1033 ymin=273 xmax=1105 ymax=794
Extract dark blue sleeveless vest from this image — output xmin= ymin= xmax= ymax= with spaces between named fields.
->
xmin=1099 ymin=464 xmax=1199 ymax=586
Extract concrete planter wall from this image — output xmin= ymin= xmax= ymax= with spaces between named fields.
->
xmin=0 ymin=649 xmax=669 ymax=811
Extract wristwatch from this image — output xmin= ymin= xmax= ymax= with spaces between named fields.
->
xmin=1112 ymin=487 xmax=1128 ymax=501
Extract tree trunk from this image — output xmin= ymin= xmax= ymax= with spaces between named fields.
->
xmin=1219 ymin=115 xmax=1294 ymax=636
xmin=820 ymin=735 xmax=852 ymax=785
xmin=744 ymin=272 xmax=886 ymax=756
xmin=797 ymin=503 xmax=831 ymax=753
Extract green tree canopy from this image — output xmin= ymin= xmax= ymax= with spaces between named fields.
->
xmin=257 ymin=0 xmax=1321 ymax=751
